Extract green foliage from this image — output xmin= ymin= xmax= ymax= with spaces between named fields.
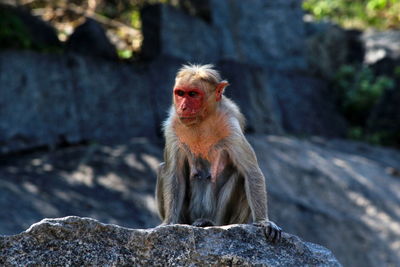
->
xmin=130 ymin=9 xmax=141 ymax=29
xmin=395 ymin=66 xmax=400 ymax=78
xmin=0 ymin=9 xmax=62 ymax=53
xmin=117 ymin=49 xmax=133 ymax=59
xmin=348 ymin=126 xmax=364 ymax=140
xmin=334 ymin=64 xmax=397 ymax=145
xmin=348 ymin=127 xmax=398 ymax=146
xmin=366 ymin=130 xmax=393 ymax=146
xmin=303 ymin=0 xmax=400 ymax=29
xmin=335 ymin=65 xmax=394 ymax=126
xmin=0 ymin=10 xmax=32 ymax=49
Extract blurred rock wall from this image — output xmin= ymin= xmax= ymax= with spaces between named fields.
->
xmin=0 ymin=0 xmax=347 ymax=154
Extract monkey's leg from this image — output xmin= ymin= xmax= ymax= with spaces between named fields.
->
xmin=156 ymin=163 xmax=166 ymax=220
xmin=157 ymin=165 xmax=187 ymax=225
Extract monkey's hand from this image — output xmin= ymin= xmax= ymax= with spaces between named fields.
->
xmin=253 ymin=220 xmax=282 ymax=243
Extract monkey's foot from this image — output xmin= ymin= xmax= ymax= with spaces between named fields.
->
xmin=192 ymin=218 xmax=215 ymax=227
xmin=253 ymin=220 xmax=282 ymax=243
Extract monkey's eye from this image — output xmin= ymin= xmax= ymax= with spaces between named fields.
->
xmin=175 ymin=90 xmax=185 ymax=97
xmin=188 ymin=91 xmax=199 ymax=98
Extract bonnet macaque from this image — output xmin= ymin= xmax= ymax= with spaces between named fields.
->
xmin=156 ymin=64 xmax=281 ymax=242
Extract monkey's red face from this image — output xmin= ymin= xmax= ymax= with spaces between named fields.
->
xmin=173 ymin=85 xmax=207 ymax=125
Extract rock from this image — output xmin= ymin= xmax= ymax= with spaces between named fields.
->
xmin=0 ymin=138 xmax=162 ymax=234
xmin=362 ymin=30 xmax=400 ymax=64
xmin=266 ymin=71 xmax=347 ymax=137
xmin=0 ymin=0 xmax=349 ymax=153
xmin=211 ymin=0 xmax=307 ymax=70
xmin=251 ymin=136 xmax=400 ymax=267
xmin=217 ymin=60 xmax=282 ymax=134
xmin=142 ymin=55 xmax=187 ymax=137
xmin=65 ymin=54 xmax=155 ymax=141
xmin=0 ymin=51 xmax=81 ymax=152
xmin=141 ymin=4 xmax=219 ymax=63
xmin=139 ymin=1 xmax=346 ymax=137
xmin=0 ymin=216 xmax=342 ymax=266
xmin=1 ymin=49 xmax=346 ymax=153
xmin=141 ymin=0 xmax=307 ymax=71
xmin=0 ymin=51 xmax=158 ymax=154
xmin=1 ymin=136 xmax=399 ymax=266
xmin=66 ymin=18 xmax=118 ymax=60
xmin=305 ymin=22 xmax=364 ymax=80
xmin=177 ymin=0 xmax=212 ymax=22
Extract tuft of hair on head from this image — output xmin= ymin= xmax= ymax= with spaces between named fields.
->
xmin=176 ymin=63 xmax=224 ymax=86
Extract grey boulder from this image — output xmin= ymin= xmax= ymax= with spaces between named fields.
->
xmin=0 ymin=216 xmax=341 ymax=266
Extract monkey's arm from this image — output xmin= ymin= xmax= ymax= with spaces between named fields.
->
xmin=230 ymin=137 xmax=269 ymax=222
xmin=156 ymin=141 xmax=187 ymax=225
xmin=228 ymin=134 xmax=282 ymax=242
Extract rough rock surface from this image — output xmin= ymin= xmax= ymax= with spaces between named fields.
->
xmin=265 ymin=71 xmax=347 ymax=137
xmin=141 ymin=4 xmax=219 ymax=63
xmin=0 ymin=0 xmax=348 ymax=154
xmin=0 ymin=51 xmax=158 ymax=153
xmin=211 ymin=0 xmax=307 ymax=71
xmin=140 ymin=0 xmax=346 ymax=136
xmin=0 ymin=49 xmax=346 ymax=154
xmin=0 ymin=138 xmax=162 ymax=234
xmin=217 ymin=60 xmax=283 ymax=134
xmin=1 ymin=136 xmax=399 ymax=267
xmin=362 ymin=30 xmax=400 ymax=64
xmin=0 ymin=216 xmax=341 ymax=266
xmin=305 ymin=22 xmax=364 ymax=80
xmin=254 ymin=136 xmax=400 ymax=267
xmin=142 ymin=0 xmax=306 ymax=70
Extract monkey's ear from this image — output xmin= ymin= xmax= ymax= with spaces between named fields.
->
xmin=215 ymin=81 xmax=229 ymax=102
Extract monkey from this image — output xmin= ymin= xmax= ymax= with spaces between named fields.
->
xmin=156 ymin=64 xmax=281 ymax=242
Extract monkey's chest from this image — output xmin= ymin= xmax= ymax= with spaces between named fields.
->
xmin=174 ymin=115 xmax=230 ymax=160
xmin=179 ymin=133 xmax=228 ymax=161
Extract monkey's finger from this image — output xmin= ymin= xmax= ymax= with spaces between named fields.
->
xmin=266 ymin=225 xmax=275 ymax=242
xmin=252 ymin=222 xmax=262 ymax=228
xmin=269 ymin=227 xmax=278 ymax=243
xmin=273 ymin=229 xmax=282 ymax=243
xmin=271 ymin=223 xmax=282 ymax=243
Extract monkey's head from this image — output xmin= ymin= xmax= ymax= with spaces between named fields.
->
xmin=173 ymin=64 xmax=229 ymax=126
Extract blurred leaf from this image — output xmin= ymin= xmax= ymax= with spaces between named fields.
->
xmin=130 ymin=9 xmax=141 ymax=29
xmin=303 ymin=0 xmax=400 ymax=30
xmin=334 ymin=64 xmax=396 ymax=145
xmin=117 ymin=49 xmax=133 ymax=59
xmin=0 ymin=10 xmax=32 ymax=49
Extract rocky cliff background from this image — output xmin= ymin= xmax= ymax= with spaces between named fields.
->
xmin=0 ymin=1 xmax=399 ymax=266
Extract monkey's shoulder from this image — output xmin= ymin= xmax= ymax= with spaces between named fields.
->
xmin=221 ymin=97 xmax=245 ymax=131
